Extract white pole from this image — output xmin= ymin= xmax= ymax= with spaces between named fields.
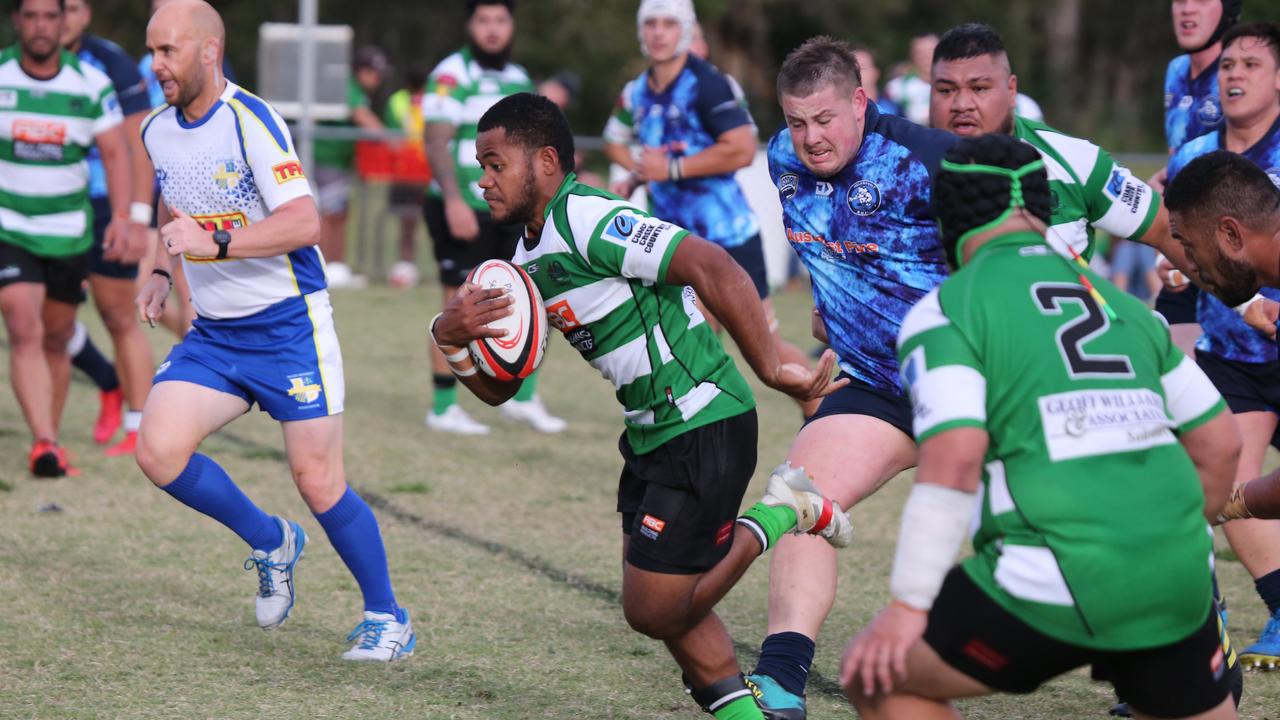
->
xmin=298 ymin=0 xmax=317 ymax=179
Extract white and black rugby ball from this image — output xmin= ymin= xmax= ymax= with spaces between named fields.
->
xmin=466 ymin=258 xmax=547 ymax=381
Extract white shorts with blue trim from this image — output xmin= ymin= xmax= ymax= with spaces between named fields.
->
xmin=154 ymin=291 xmax=344 ymax=421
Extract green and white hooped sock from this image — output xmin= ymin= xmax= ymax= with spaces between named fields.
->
xmin=737 ymin=503 xmax=798 ymax=554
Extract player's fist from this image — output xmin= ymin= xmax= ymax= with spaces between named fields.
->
xmin=1156 ymin=254 xmax=1190 ymax=291
xmin=160 ymin=206 xmax=216 ymax=258
xmin=1243 ymin=297 xmax=1280 ymax=338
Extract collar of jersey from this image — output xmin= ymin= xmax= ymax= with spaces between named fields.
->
xmin=176 ymin=81 xmax=234 ymax=129
xmin=966 ymin=230 xmax=1048 ymax=263
xmin=1216 ymin=110 xmax=1280 ymax=156
xmin=541 ymin=172 xmax=580 ymax=222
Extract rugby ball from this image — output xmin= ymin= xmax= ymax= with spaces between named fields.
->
xmin=466 ymin=259 xmax=547 ymax=381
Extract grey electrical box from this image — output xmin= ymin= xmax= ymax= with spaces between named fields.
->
xmin=257 ymin=22 xmax=352 ymax=121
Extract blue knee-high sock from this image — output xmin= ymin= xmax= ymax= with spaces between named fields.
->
xmin=754 ymin=632 xmax=816 ymax=698
xmin=161 ymin=453 xmax=283 ymax=552
xmin=314 ymin=487 xmax=399 ymax=617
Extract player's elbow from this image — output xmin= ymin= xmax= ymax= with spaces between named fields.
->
xmin=292 ymin=204 xmax=321 ymax=250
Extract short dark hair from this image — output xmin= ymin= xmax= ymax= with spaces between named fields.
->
xmin=1165 ymin=150 xmax=1280 ymax=232
xmin=1221 ymin=21 xmax=1280 ymax=65
xmin=13 ymin=0 xmax=66 ymax=10
xmin=476 ymin=92 xmax=575 ymax=173
xmin=777 ymin=36 xmax=861 ymax=97
xmin=468 ymin=0 xmax=512 ymax=17
xmin=933 ymin=22 xmax=1007 ymax=67
xmin=932 ymin=133 xmax=1051 ymax=266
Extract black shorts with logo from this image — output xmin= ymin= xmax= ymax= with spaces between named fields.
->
xmin=803 ymin=372 xmax=913 ymax=439
xmin=89 ymin=197 xmax=139 ymax=280
xmin=924 ymin=567 xmax=1231 ymax=718
xmin=0 ymin=242 xmax=88 ymax=304
xmin=423 ymin=195 xmax=522 ymax=287
xmin=1194 ymin=349 xmax=1280 ymax=416
xmin=618 ymin=410 xmax=758 ymax=575
xmin=1155 ymin=285 xmax=1200 ymax=325
xmin=725 ymin=234 xmax=769 ymax=300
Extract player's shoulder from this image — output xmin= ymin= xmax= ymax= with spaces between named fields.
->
xmin=684 ymin=54 xmax=731 ymax=87
xmin=1016 ymin=116 xmax=1105 ymax=175
xmin=500 ymin=60 xmax=531 ymax=84
xmin=562 ymin=181 xmax=637 ymax=226
xmin=1169 ymin=131 xmax=1218 ymax=177
xmin=60 ymin=49 xmax=111 ymax=90
xmin=869 ymin=105 xmax=957 ymax=176
xmin=81 ymin=35 xmax=133 ymax=68
xmin=428 ymin=50 xmax=469 ymax=83
xmin=226 ymin=85 xmax=292 ymax=153
xmin=1165 ymin=54 xmax=1190 ymax=85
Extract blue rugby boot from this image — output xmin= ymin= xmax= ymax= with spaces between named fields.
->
xmin=745 ymin=673 xmax=806 ymax=720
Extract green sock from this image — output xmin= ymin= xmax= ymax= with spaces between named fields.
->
xmin=432 ymin=378 xmax=457 ymax=416
xmin=712 ymin=695 xmax=764 ymax=720
xmin=740 ymin=503 xmax=798 ymax=553
xmin=513 ymin=369 xmax=538 ymax=402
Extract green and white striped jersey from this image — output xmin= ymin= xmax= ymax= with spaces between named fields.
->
xmin=513 ymin=174 xmax=755 ymax=454
xmin=1014 ymin=117 xmax=1159 ymax=262
xmin=0 ymin=47 xmax=122 ymax=257
xmin=897 ymin=231 xmax=1225 ymax=651
xmin=422 ymin=47 xmax=533 ymax=211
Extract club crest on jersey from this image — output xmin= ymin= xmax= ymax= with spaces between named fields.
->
xmin=1196 ymin=96 xmax=1222 ymax=126
xmin=847 ymin=180 xmax=881 ymax=216
xmin=213 ymin=161 xmax=241 ymax=190
xmin=778 ymin=173 xmax=798 ymax=201
xmin=1179 ymin=95 xmax=1194 ymax=110
xmin=286 ymin=373 xmax=322 ymax=405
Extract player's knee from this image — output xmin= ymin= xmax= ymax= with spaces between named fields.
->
xmin=291 ymin=462 xmax=344 ymax=513
xmin=97 ymin=301 xmax=138 ymax=335
xmin=135 ymin=430 xmax=190 ymax=486
xmin=622 ymin=594 xmax=688 ymax=639
xmin=41 ymin=324 xmax=74 ymax=354
xmin=4 ymin=313 xmax=42 ymax=349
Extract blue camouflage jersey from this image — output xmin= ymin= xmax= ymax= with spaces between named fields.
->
xmin=1165 ymin=54 xmax=1223 ymax=150
xmin=603 ymin=54 xmax=759 ymax=249
xmin=77 ymin=36 xmax=149 ymax=199
xmin=1168 ymin=115 xmax=1280 ymax=363
xmin=768 ymin=103 xmax=955 ymax=392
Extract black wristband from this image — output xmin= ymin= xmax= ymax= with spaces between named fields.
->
xmin=152 ymin=268 xmax=173 ymax=288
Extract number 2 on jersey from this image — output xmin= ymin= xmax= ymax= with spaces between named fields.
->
xmin=1032 ymin=283 xmax=1134 ymax=379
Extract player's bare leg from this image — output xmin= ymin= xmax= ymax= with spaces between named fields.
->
xmin=135 ymin=381 xmax=250 ymax=484
xmin=90 ymin=273 xmax=154 ymax=454
xmin=41 ymin=297 xmax=78 ymax=437
xmin=751 ymin=414 xmax=915 ymax=713
xmin=2 ymin=283 xmax=56 ymax=441
xmin=846 ymin=639 xmax=986 ymax=720
xmin=1222 ymin=410 xmax=1280 ymax=668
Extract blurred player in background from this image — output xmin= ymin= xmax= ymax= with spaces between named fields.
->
xmin=423 ymin=0 xmax=565 ymax=435
xmin=603 ymin=0 xmax=816 ymax=418
xmin=434 ymin=92 xmax=851 ymax=720
xmin=852 ymin=47 xmax=900 ymax=116
xmin=746 ymin=37 xmax=956 ymax=719
xmin=885 ymin=31 xmax=936 ymax=126
xmin=1 ymin=0 xmax=131 ymax=476
xmin=383 ymin=64 xmax=429 ymax=289
xmin=1165 ymin=21 xmax=1280 ymax=670
xmin=134 ymin=0 xmax=413 ymax=660
xmin=842 ymin=131 xmax=1240 ymax=720
xmin=1154 ymin=0 xmax=1242 ymax=356
xmin=61 ymin=0 xmax=155 ymax=457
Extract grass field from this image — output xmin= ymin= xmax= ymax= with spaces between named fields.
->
xmin=2 ymin=268 xmax=1280 ymax=718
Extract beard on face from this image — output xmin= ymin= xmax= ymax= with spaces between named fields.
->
xmin=492 ymin=159 xmax=541 ymax=225
xmin=469 ymin=39 xmax=513 ymax=71
xmin=1208 ymin=249 xmax=1263 ymax=307
xmin=22 ymin=35 xmax=58 ymax=63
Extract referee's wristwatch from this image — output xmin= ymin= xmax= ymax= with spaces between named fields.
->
xmin=212 ymin=229 xmax=232 ymax=260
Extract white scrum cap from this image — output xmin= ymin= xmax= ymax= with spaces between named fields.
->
xmin=637 ymin=0 xmax=696 ymax=58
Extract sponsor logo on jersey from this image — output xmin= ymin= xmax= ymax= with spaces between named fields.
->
xmin=847 ymin=180 xmax=881 ymax=216
xmin=154 ymin=360 xmax=171 ymax=376
xmin=434 ymin=74 xmax=458 ymax=95
xmin=1104 ymin=169 xmax=1125 ymax=199
xmin=0 ymin=265 xmax=20 ymax=280
xmin=566 ymin=327 xmax=595 ymax=353
xmin=12 ymin=119 xmax=66 ymax=162
xmin=0 ymin=90 xmax=16 ymax=109
xmin=1038 ymin=388 xmax=1175 ymax=461
xmin=815 ymin=181 xmax=834 ymax=197
xmin=778 ymin=173 xmax=799 ymax=201
xmin=1196 ymin=96 xmax=1222 ymax=126
xmin=604 ymin=212 xmax=638 ymax=241
xmin=639 ymin=514 xmax=666 ymax=540
xmin=286 ymin=373 xmax=323 ymax=405
xmin=212 ymin=161 xmax=241 ymax=190
xmin=546 ymin=299 xmax=582 ymax=331
xmin=272 ymin=160 xmax=305 ymax=184
xmin=605 ymin=214 xmax=666 ymax=254
xmin=191 ymin=210 xmax=250 ymax=232
xmin=715 ymin=521 xmax=734 ymax=546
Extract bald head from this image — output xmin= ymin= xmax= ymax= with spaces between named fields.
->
xmin=146 ymin=0 xmax=225 ymax=111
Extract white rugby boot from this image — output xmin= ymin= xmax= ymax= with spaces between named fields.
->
xmin=243 ymin=517 xmax=306 ymax=629
xmin=763 ymin=462 xmax=854 ymax=548
xmin=425 ymin=404 xmax=490 ymax=435
xmin=499 ymin=395 xmax=567 ymax=433
xmin=342 ymin=610 xmax=416 ymax=662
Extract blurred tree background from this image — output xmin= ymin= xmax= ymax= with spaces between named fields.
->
xmin=3 ymin=0 xmax=1275 ymax=151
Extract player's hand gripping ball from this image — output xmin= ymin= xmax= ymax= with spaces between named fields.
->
xmin=466 ymin=259 xmax=547 ymax=381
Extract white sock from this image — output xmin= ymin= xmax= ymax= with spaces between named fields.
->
xmin=124 ymin=410 xmax=142 ymax=433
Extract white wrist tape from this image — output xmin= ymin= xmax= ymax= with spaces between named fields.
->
xmin=129 ymin=201 xmax=153 ymax=225
xmin=890 ymin=483 xmax=977 ymax=611
xmin=429 ymin=312 xmax=468 ymax=361
xmin=451 ymin=364 xmax=477 ymax=377
xmin=1234 ymin=293 xmax=1266 ymax=317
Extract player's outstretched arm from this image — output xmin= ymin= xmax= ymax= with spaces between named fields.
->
xmin=159 ymin=196 xmax=319 ymax=260
xmin=431 ymin=283 xmax=522 ymax=406
xmin=664 ymin=235 xmax=847 ymax=402
xmin=1180 ymin=410 xmax=1241 ymax=522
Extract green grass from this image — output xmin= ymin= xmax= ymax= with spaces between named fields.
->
xmin=1 ymin=271 xmax=1279 ymax=718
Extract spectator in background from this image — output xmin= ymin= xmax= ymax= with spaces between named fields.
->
xmin=312 ymin=45 xmax=388 ymax=289
xmin=383 ymin=65 xmax=429 ymax=289
xmin=537 ymin=70 xmax=605 ymax=187
xmin=1110 ymin=238 xmax=1162 ymax=300
xmin=852 ymin=46 xmax=900 ymax=116
xmin=885 ymin=31 xmax=936 ymax=125
xmin=423 ymin=0 xmax=566 ymax=435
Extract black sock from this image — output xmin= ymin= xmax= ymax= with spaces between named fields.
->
xmin=73 ymin=336 xmax=119 ymax=392
xmin=753 ymin=631 xmax=815 ymax=698
xmin=1256 ymin=569 xmax=1280 ymax=616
